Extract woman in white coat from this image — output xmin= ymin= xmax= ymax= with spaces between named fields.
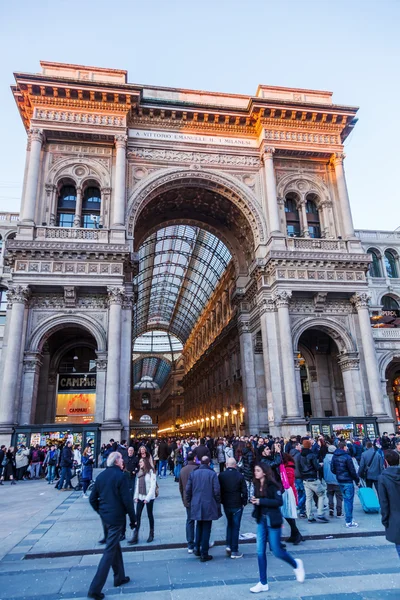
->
xmin=130 ymin=457 xmax=156 ymax=545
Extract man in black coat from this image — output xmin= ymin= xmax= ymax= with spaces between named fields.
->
xmin=377 ymin=450 xmax=400 ymax=560
xmin=298 ymin=439 xmax=328 ymax=523
xmin=218 ymin=457 xmax=247 ymax=558
xmin=194 ymin=438 xmax=211 ymax=461
xmin=56 ymin=442 xmax=74 ymax=490
xmin=331 ymin=442 xmax=360 ymax=528
xmin=179 ymin=451 xmax=198 ymax=552
xmin=186 ymin=456 xmax=221 ymax=562
xmin=88 ymin=451 xmax=136 ymax=600
xmin=158 ymin=439 xmax=169 ymax=478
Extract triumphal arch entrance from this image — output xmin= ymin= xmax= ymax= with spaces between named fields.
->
xmin=0 ymin=61 xmax=393 ymax=448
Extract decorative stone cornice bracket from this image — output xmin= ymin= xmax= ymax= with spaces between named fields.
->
xmin=272 ymin=290 xmax=292 ymax=308
xmin=7 ymin=285 xmax=31 ymax=307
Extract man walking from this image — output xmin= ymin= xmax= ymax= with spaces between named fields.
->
xmin=158 ymin=439 xmax=169 ymax=478
xmin=56 ymin=441 xmax=74 ymax=490
xmin=88 ymin=452 xmax=136 ymax=600
xmin=290 ymin=442 xmax=306 ymax=518
xmin=186 ymin=456 xmax=221 ymax=562
xmin=359 ymin=442 xmax=384 ymax=490
xmin=218 ymin=457 xmax=247 ymax=558
xmin=331 ymin=442 xmax=360 ymax=528
xmin=323 ymin=445 xmax=343 ymax=517
xmin=179 ymin=451 xmax=198 ymax=553
xmin=298 ymin=439 xmax=328 ymax=523
xmin=377 ymin=450 xmax=400 ymax=560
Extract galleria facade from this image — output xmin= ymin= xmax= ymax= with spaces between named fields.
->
xmin=0 ymin=61 xmax=399 ymax=451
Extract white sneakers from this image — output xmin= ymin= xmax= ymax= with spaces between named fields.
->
xmin=346 ymin=521 xmax=359 ymax=528
xmin=250 ymin=582 xmax=269 ymax=593
xmin=294 ymin=558 xmax=305 ymax=583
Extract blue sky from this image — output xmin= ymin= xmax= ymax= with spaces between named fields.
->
xmin=0 ymin=0 xmax=399 ymax=229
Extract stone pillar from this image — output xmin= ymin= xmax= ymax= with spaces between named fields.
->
xmin=351 ymin=293 xmax=390 ymax=422
xmin=294 ymin=353 xmax=304 ymax=415
xmin=20 ymin=352 xmax=43 ymax=424
xmin=95 ymin=352 xmax=107 ymax=426
xmin=298 ymin=200 xmax=310 ymax=238
xmin=332 ymin=153 xmax=355 ymax=239
xmin=73 ymin=186 xmax=83 ymax=227
xmin=100 ymin=187 xmax=111 ymax=228
xmin=0 ymin=286 xmax=30 ymax=438
xmin=259 ymin=299 xmax=284 ymax=433
xmin=308 ymin=366 xmax=323 ymax=417
xmin=103 ymin=287 xmax=124 ymax=441
xmin=21 ymin=129 xmax=44 ymax=224
xmin=238 ymin=317 xmax=259 ymax=433
xmin=337 ymin=352 xmax=365 ymax=416
xmin=273 ymin=291 xmax=302 ymax=421
xmin=112 ymin=135 xmax=127 ymax=227
xmin=262 ymin=147 xmax=281 ymax=235
xmin=46 ymin=184 xmax=57 ymax=226
xmin=120 ymin=295 xmax=133 ymax=439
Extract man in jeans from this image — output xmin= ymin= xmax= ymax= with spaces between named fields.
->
xmin=290 ymin=442 xmax=306 ymax=518
xmin=158 ymin=439 xmax=169 ymax=478
xmin=179 ymin=451 xmax=198 ymax=553
xmin=331 ymin=441 xmax=360 ymax=528
xmin=298 ymin=439 xmax=329 ymax=523
xmin=218 ymin=457 xmax=248 ymax=558
xmin=56 ymin=441 xmax=74 ymax=490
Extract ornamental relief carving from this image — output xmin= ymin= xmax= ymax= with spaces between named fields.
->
xmin=127 ymin=147 xmax=261 ymax=168
xmin=34 ymin=107 xmax=125 ymax=127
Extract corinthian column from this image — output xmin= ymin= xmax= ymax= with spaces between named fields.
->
xmin=238 ymin=316 xmax=259 ymax=433
xmin=351 ymin=293 xmax=387 ymax=416
xmin=73 ymin=186 xmax=83 ymax=227
xmin=262 ymin=147 xmax=282 ymax=235
xmin=21 ymin=129 xmax=44 ymax=223
xmin=332 ymin=153 xmax=355 ymax=239
xmin=0 ymin=286 xmax=30 ymax=430
xmin=113 ymin=135 xmax=127 ymax=227
xmin=273 ymin=290 xmax=301 ymax=419
xmin=104 ymin=287 xmax=124 ymax=427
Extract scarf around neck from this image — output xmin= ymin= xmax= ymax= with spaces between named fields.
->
xmin=137 ymin=470 xmax=147 ymax=496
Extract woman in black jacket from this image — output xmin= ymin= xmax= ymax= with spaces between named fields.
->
xmin=241 ymin=442 xmax=255 ymax=494
xmin=249 ymin=463 xmax=305 ymax=593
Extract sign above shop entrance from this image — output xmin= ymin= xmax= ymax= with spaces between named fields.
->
xmin=58 ymin=373 xmax=96 ymax=391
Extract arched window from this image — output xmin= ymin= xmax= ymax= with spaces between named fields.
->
xmin=82 ymin=185 xmax=101 ymax=229
xmin=368 ymin=249 xmax=382 ymax=278
xmin=305 ymin=194 xmax=321 ymax=238
xmin=284 ymin=193 xmax=300 ymax=237
xmin=382 ymin=295 xmax=399 ymax=311
xmin=57 ymin=184 xmax=76 ymax=227
xmin=384 ymin=250 xmax=398 ymax=278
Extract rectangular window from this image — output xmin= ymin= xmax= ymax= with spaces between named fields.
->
xmin=308 ymin=225 xmax=321 ymax=238
xmin=83 ymin=214 xmax=96 ymax=229
xmin=57 ymin=213 xmax=74 ymax=227
xmin=287 ymin=224 xmax=300 ymax=237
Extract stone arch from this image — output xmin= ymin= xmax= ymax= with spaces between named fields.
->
xmin=277 ymin=172 xmax=330 ymax=206
xmin=46 ymin=156 xmax=111 ymax=189
xmin=49 ymin=338 xmax=98 ymax=372
xmin=292 ymin=317 xmax=356 ymax=354
xmin=377 ymin=291 xmax=400 ymax=306
xmin=28 ymin=314 xmax=107 ymax=353
xmin=378 ymin=350 xmax=400 ymax=378
xmin=126 ymin=167 xmax=268 ymax=262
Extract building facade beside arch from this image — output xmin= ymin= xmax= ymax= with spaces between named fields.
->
xmin=0 ymin=60 xmax=398 ymax=450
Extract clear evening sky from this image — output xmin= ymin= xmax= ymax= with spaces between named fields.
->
xmin=0 ymin=0 xmax=399 ymax=230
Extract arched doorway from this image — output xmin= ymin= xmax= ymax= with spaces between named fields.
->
xmin=384 ymin=357 xmax=400 ymax=433
xmin=127 ymin=171 xmax=266 ymax=434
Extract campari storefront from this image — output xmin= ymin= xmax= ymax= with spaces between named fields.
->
xmin=13 ymin=346 xmax=101 ymax=458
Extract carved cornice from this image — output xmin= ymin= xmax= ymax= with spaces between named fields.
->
xmin=350 ymin=292 xmax=371 ymax=310
xmin=7 ymin=285 xmax=30 ymax=306
xmin=33 ymin=107 xmax=125 ymax=128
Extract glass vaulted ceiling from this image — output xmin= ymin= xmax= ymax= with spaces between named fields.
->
xmin=134 ymin=225 xmax=232 ymax=343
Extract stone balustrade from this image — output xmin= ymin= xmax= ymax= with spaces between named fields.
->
xmin=286 ymin=237 xmax=348 ymax=252
xmin=355 ymin=229 xmax=400 ymax=241
xmin=35 ymin=226 xmax=109 ymax=243
xmin=372 ymin=328 xmax=400 ymax=339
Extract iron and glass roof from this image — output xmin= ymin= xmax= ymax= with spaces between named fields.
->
xmin=133 ymin=330 xmax=183 ymax=354
xmin=133 ymin=358 xmax=171 ymax=389
xmin=134 ymin=225 xmax=231 ymax=343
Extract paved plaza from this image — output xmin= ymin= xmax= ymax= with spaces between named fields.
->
xmin=0 ymin=475 xmax=399 ymax=600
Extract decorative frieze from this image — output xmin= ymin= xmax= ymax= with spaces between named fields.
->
xmin=15 ymin=260 xmax=123 ymax=276
xmin=29 ymin=294 xmax=108 ymax=309
xmin=264 ymin=129 xmax=339 ymax=145
xmin=128 ymin=147 xmax=261 ymax=168
xmin=34 ymin=108 xmax=125 ymax=127
xmin=49 ymin=144 xmax=113 ymax=156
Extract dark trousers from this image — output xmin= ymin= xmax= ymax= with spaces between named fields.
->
xmin=224 ymin=506 xmax=243 ymax=552
xmin=366 ymin=479 xmax=378 ymax=492
xmin=16 ymin=466 xmax=27 ymax=480
xmin=88 ymin=523 xmax=126 ymax=595
xmin=57 ymin=467 xmax=72 ymax=489
xmin=186 ymin=507 xmax=195 ymax=549
xmin=136 ymin=499 xmax=154 ymax=531
xmin=219 ymin=462 xmax=225 ymax=473
xmin=195 ymin=520 xmax=212 ymax=557
xmin=327 ymin=483 xmax=343 ymax=515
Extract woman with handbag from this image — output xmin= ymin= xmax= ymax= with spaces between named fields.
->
xmin=281 ymin=454 xmax=304 ymax=545
xmin=129 ymin=457 xmax=157 ymax=545
xmin=249 ymin=462 xmax=305 ymax=593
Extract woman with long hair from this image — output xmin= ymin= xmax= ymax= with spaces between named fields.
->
xmin=138 ymin=445 xmax=154 ymax=468
xmin=281 ymin=453 xmax=303 ymax=545
xmin=249 ymin=462 xmax=305 ymax=593
xmin=129 ymin=457 xmax=157 ymax=545
xmin=81 ymin=445 xmax=94 ymax=498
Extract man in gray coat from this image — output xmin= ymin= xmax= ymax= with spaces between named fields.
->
xmin=186 ymin=456 xmax=221 ymax=562
xmin=377 ymin=450 xmax=400 ymax=560
xmin=359 ymin=442 xmax=384 ymax=490
xmin=179 ymin=451 xmax=198 ymax=553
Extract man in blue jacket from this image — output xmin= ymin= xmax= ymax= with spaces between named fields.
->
xmin=88 ymin=451 xmax=136 ymax=600
xmin=331 ymin=442 xmax=360 ymax=528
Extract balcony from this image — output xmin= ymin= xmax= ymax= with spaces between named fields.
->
xmin=372 ymin=328 xmax=400 ymax=339
xmin=286 ymin=237 xmax=348 ymax=252
xmin=35 ymin=226 xmax=110 ymax=243
xmin=355 ymin=229 xmax=400 ymax=242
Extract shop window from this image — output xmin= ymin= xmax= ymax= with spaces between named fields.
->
xmin=82 ymin=186 xmax=101 ymax=229
xmin=368 ymin=249 xmax=382 ymax=277
xmin=285 ymin=193 xmax=300 ymax=237
xmin=56 ymin=347 xmax=97 ymax=424
xmin=57 ymin=185 xmax=76 ymax=227
xmin=385 ymin=250 xmax=398 ymax=278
